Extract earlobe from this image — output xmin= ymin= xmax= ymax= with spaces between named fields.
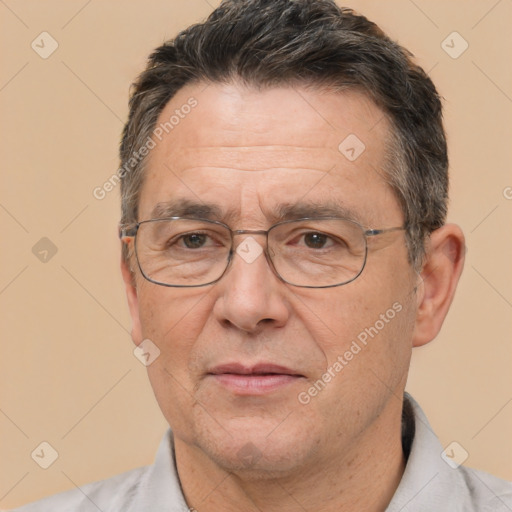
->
xmin=120 ymin=252 xmax=143 ymax=346
xmin=412 ymin=224 xmax=465 ymax=348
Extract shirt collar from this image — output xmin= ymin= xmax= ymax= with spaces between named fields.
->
xmin=128 ymin=429 xmax=189 ymax=512
xmin=386 ymin=392 xmax=461 ymax=511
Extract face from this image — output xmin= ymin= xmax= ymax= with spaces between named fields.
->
xmin=123 ymin=82 xmax=420 ymax=476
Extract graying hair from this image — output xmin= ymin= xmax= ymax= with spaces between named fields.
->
xmin=120 ymin=0 xmax=448 ymax=270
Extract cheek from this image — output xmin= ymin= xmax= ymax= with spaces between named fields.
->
xmin=299 ymin=261 xmax=416 ymax=381
xmin=293 ymin=287 xmax=415 ymax=439
xmin=138 ymin=287 xmax=215 ymax=438
xmin=137 ymin=286 xmax=212 ymax=375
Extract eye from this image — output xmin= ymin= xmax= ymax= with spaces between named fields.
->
xmin=302 ymin=232 xmax=332 ymax=249
xmin=180 ymin=233 xmax=209 ymax=249
xmin=169 ymin=228 xmax=231 ymax=251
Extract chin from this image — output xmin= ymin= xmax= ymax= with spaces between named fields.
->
xmin=190 ymin=408 xmax=321 ymax=478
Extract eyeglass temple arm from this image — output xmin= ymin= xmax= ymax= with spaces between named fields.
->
xmin=119 ymin=224 xmax=138 ymax=239
xmin=364 ymin=226 xmax=406 ymax=237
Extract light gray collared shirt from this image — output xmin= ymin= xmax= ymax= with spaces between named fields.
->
xmin=12 ymin=394 xmax=512 ymax=511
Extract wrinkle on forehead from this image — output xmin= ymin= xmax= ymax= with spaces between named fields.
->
xmin=171 ymin=145 xmax=339 ymax=174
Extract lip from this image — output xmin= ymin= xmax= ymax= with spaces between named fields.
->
xmin=209 ymin=363 xmax=303 ymax=376
xmin=207 ymin=363 xmax=305 ymax=395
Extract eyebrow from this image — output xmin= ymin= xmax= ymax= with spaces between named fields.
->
xmin=150 ymin=199 xmax=223 ymax=220
xmin=149 ymin=198 xmax=361 ymax=224
xmin=275 ymin=202 xmax=360 ymax=223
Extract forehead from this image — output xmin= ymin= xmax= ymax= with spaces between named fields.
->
xmin=139 ymin=81 xmax=401 ymax=226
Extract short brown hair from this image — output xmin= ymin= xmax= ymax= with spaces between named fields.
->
xmin=120 ymin=0 xmax=448 ymax=269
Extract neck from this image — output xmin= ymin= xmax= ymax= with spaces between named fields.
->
xmin=174 ymin=398 xmax=407 ymax=512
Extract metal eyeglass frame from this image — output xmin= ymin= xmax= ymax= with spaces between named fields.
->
xmin=119 ymin=216 xmax=406 ymax=289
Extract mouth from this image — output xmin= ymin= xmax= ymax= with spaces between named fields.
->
xmin=207 ymin=363 xmax=305 ymax=395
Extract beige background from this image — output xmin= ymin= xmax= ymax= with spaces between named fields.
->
xmin=1 ymin=0 xmax=511 ymax=508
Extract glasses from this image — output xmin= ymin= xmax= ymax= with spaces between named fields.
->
xmin=119 ymin=217 xmax=405 ymax=288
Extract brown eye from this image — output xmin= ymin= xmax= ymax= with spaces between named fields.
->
xmin=181 ymin=233 xmax=208 ymax=248
xmin=303 ymin=232 xmax=329 ymax=249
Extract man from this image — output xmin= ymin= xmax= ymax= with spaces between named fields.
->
xmin=13 ymin=0 xmax=512 ymax=510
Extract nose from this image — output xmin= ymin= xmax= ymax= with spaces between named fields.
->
xmin=212 ymin=236 xmax=290 ymax=333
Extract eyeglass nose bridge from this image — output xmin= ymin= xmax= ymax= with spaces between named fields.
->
xmin=221 ymin=228 xmax=288 ymax=292
xmin=226 ymin=228 xmax=281 ymax=276
xmin=230 ymin=228 xmax=279 ymax=257
xmin=232 ymin=229 xmax=269 ymax=236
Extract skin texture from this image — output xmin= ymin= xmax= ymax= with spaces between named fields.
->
xmin=121 ymin=82 xmax=465 ymax=511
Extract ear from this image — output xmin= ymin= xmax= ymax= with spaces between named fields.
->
xmin=412 ymin=224 xmax=465 ymax=348
xmin=120 ymin=248 xmax=143 ymax=346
